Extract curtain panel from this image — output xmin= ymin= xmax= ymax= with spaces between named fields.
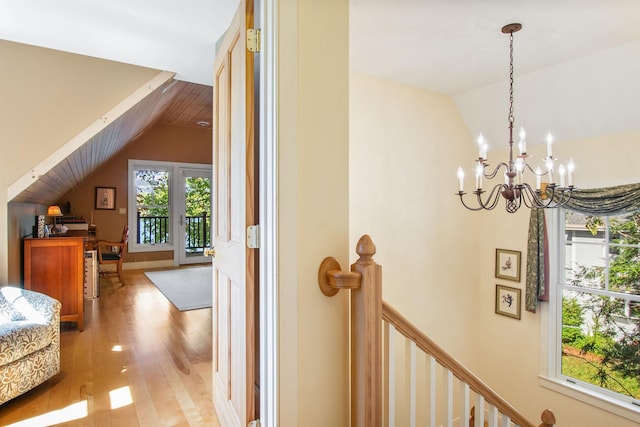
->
xmin=525 ymin=183 xmax=640 ymax=312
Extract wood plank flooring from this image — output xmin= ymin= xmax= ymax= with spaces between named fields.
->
xmin=0 ymin=269 xmax=220 ymax=427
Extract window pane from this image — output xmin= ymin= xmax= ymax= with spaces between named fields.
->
xmin=565 ymin=212 xmax=606 ymax=289
xmin=608 ymin=213 xmax=640 ymax=245
xmin=137 ymin=207 xmax=170 ymax=244
xmin=561 ymin=289 xmax=640 ymax=399
xmin=565 ymin=241 xmax=606 ymax=289
xmin=135 ymin=169 xmax=170 ymax=245
xmin=607 ymin=213 xmax=640 ymax=296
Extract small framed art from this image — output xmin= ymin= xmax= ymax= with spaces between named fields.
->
xmin=95 ymin=186 xmax=116 ymax=210
xmin=495 ymin=284 xmax=521 ymax=319
xmin=495 ymin=248 xmax=521 ymax=282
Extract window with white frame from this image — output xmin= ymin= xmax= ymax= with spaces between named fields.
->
xmin=547 ymin=208 xmax=640 ymax=414
xmin=129 ymin=161 xmax=173 ymax=252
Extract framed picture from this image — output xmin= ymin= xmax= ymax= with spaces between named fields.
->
xmin=495 ymin=284 xmax=521 ymax=319
xmin=495 ymin=248 xmax=521 ymax=282
xmin=95 ymin=186 xmax=116 ymax=210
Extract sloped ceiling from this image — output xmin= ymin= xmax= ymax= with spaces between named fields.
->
xmin=9 ymin=78 xmax=213 ymax=206
xmin=3 ymin=0 xmax=640 ymax=206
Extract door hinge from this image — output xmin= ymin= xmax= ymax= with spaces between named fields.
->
xmin=247 ymin=28 xmax=261 ymax=53
xmin=247 ymin=225 xmax=260 ymax=249
xmin=248 ymin=420 xmax=261 ymax=427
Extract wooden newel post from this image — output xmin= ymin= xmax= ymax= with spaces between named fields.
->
xmin=317 ymin=235 xmax=383 ymax=427
xmin=539 ymin=409 xmax=556 ymax=427
xmin=350 ymin=235 xmax=382 ymax=427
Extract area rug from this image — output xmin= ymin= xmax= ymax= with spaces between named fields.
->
xmin=145 ymin=266 xmax=212 ymax=311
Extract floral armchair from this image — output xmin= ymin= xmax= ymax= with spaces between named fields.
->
xmin=0 ymin=287 xmax=61 ymax=404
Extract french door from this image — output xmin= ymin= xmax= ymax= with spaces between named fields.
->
xmin=178 ymin=167 xmax=212 ymax=264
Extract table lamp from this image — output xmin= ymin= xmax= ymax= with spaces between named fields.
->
xmin=47 ymin=205 xmax=63 ymax=231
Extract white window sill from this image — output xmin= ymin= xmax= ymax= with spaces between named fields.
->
xmin=538 ymin=375 xmax=640 ymax=423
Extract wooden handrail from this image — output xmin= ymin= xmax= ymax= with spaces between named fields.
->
xmin=319 ymin=234 xmax=556 ymax=427
xmin=383 ymin=301 xmax=554 ymax=427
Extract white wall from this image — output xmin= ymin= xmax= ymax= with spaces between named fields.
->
xmin=350 ymin=70 xmax=640 ymax=426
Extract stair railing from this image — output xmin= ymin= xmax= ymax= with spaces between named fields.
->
xmin=318 ymin=234 xmax=556 ymax=427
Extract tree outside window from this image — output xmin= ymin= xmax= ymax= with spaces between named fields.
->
xmin=561 ymin=211 xmax=640 ymax=400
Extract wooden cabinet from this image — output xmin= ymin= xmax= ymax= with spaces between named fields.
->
xmin=24 ymin=237 xmax=84 ymax=331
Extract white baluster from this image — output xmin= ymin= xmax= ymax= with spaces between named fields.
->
xmin=388 ymin=324 xmax=395 ymax=427
xmin=489 ymin=405 xmax=498 ymax=427
xmin=429 ymin=355 xmax=436 ymax=427
xmin=410 ymin=341 xmax=416 ymax=427
xmin=476 ymin=395 xmax=484 ymax=427
xmin=446 ymin=370 xmax=453 ymax=427
xmin=462 ymin=383 xmax=470 ymax=427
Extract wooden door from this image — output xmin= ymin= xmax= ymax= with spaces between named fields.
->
xmin=211 ymin=0 xmax=256 ymax=426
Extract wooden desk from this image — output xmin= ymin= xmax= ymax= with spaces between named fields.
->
xmin=51 ymin=229 xmax=96 ymax=250
xmin=24 ymin=237 xmax=84 ymax=331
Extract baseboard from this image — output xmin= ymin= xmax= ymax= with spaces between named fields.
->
xmin=122 ymin=260 xmax=175 ymax=271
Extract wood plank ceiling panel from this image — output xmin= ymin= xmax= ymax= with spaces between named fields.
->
xmin=10 ymin=81 xmax=213 ymax=206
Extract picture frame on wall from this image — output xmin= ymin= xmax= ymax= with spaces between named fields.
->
xmin=495 ymin=248 xmax=521 ymax=282
xmin=495 ymin=284 xmax=521 ymax=320
xmin=95 ymin=187 xmax=116 ymax=210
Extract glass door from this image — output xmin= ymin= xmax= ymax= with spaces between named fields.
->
xmin=178 ymin=168 xmax=212 ymax=264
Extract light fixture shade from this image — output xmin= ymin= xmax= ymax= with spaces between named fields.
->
xmin=47 ymin=205 xmax=63 ymax=216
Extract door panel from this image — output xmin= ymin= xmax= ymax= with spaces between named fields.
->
xmin=212 ymin=0 xmax=255 ymax=425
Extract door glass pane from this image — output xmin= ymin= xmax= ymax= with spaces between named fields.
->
xmin=184 ymin=175 xmax=211 ymax=256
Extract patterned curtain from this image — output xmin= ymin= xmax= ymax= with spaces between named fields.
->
xmin=525 ymin=209 xmax=547 ymax=312
xmin=525 ymin=183 xmax=640 ymax=312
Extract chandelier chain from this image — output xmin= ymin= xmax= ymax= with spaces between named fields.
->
xmin=508 ymin=31 xmax=515 ymax=125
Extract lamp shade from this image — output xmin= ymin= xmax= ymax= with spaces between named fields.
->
xmin=47 ymin=205 xmax=63 ymax=216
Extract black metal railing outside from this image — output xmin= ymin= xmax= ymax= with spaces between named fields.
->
xmin=137 ymin=212 xmax=209 ymax=254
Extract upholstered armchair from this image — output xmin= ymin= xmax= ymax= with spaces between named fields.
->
xmin=0 ymin=287 xmax=61 ymax=404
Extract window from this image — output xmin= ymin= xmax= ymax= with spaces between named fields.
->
xmin=129 ymin=161 xmax=173 ymax=252
xmin=545 ymin=209 xmax=640 ymax=419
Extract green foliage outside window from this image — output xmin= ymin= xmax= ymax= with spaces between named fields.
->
xmin=562 ymin=213 xmax=640 ymax=399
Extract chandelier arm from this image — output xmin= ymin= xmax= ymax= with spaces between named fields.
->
xmin=456 ymin=183 xmax=504 ymax=211
xmin=476 ymin=184 xmax=504 ymax=210
xmin=519 ymin=183 xmax=547 ymax=208
xmin=523 ymin=162 xmax=542 ymax=175
xmin=483 ymin=162 xmax=509 ymax=180
xmin=457 ymin=193 xmax=489 ymax=211
xmin=551 ymin=187 xmax=574 ymax=208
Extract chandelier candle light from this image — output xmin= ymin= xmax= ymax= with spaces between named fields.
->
xmin=456 ymin=23 xmax=575 ymax=213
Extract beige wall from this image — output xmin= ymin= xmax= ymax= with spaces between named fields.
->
xmin=349 ymin=72 xmax=480 ymax=358
xmin=474 ymin=131 xmax=640 ymax=427
xmin=277 ymin=0 xmax=350 ymax=425
xmin=0 ymin=40 xmax=159 ymax=284
xmin=350 ymin=70 xmax=640 ymax=426
xmin=52 ymin=122 xmax=211 ymax=261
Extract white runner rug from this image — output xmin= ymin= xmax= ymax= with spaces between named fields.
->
xmin=145 ymin=266 xmax=212 ymax=311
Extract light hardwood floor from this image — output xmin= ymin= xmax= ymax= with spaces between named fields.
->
xmin=0 ymin=269 xmax=220 ymax=427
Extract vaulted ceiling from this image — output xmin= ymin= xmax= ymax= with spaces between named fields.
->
xmin=2 ymin=0 xmax=640 ymax=205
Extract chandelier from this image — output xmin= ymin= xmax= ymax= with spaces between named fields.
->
xmin=456 ymin=23 xmax=574 ymax=213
